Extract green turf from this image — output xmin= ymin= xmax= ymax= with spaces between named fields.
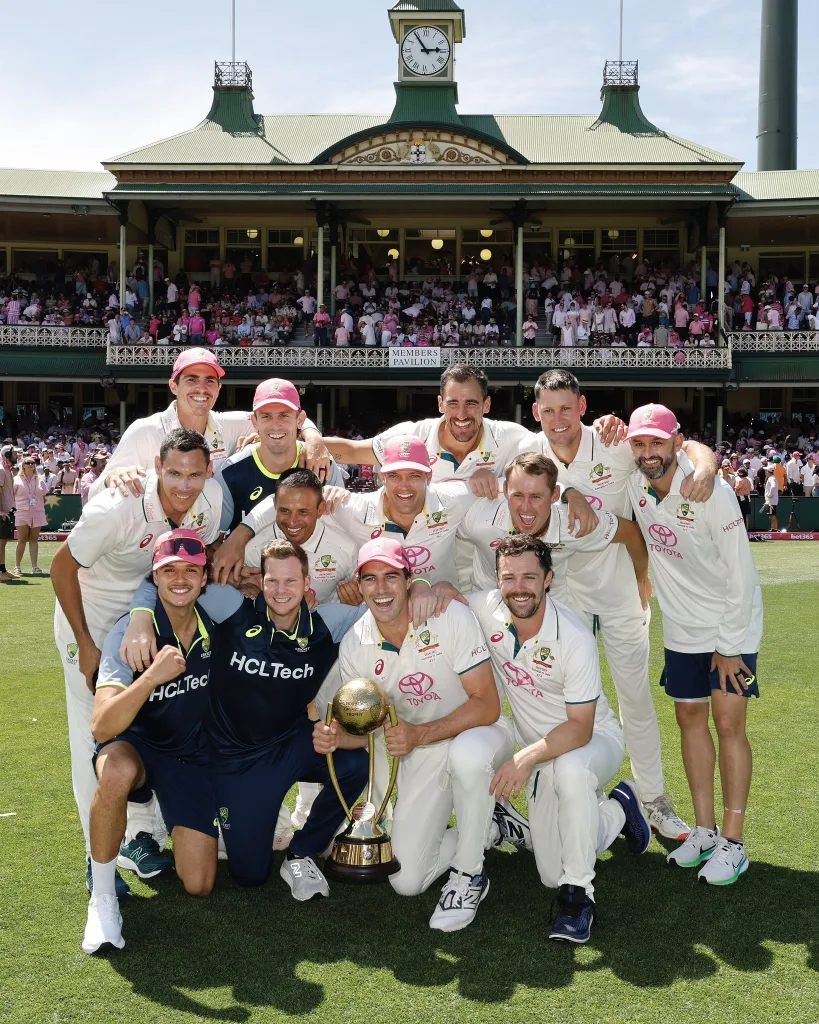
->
xmin=1 ymin=544 xmax=818 ymax=1024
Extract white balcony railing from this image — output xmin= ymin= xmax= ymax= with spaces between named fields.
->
xmin=726 ymin=331 xmax=819 ymax=352
xmin=105 ymin=344 xmax=731 ymax=371
xmin=0 ymin=325 xmax=108 ymax=347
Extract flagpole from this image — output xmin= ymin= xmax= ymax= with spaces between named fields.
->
xmin=619 ymin=0 xmax=623 ymax=62
xmin=231 ymin=0 xmax=236 ymax=63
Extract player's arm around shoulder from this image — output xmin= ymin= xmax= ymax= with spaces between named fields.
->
xmin=93 ymin=616 xmax=186 ymax=743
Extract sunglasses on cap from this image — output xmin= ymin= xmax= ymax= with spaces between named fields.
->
xmin=155 ymin=535 xmax=207 ymax=561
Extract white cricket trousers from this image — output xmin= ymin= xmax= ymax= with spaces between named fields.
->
xmin=54 ymin=605 xmax=161 ymax=855
xmin=527 ymin=724 xmax=626 ymax=898
xmin=389 ymin=718 xmax=514 ymax=896
xmin=569 ymin=599 xmax=664 ymax=803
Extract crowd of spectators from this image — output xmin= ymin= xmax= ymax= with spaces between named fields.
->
xmin=4 ymin=251 xmax=819 ymax=350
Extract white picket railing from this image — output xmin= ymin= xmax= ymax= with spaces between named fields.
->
xmin=0 ymin=325 xmax=108 ymax=347
xmin=726 ymin=331 xmax=819 ymax=352
xmin=104 ymin=344 xmax=731 ymax=371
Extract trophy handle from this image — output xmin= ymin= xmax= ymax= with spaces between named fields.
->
xmin=375 ymin=704 xmax=400 ymax=826
xmin=325 ymin=702 xmax=354 ymax=822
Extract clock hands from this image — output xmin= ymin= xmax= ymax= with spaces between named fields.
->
xmin=413 ymin=31 xmax=430 ymax=54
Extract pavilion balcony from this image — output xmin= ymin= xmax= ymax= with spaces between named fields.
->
xmin=726 ymin=331 xmax=819 ymax=352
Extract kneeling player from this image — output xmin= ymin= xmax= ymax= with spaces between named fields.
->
xmin=470 ymin=535 xmax=651 ymax=944
xmin=83 ymin=531 xmax=219 ymax=954
xmin=314 ymin=537 xmax=514 ymax=933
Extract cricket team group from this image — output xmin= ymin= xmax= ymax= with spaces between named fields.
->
xmin=49 ymin=347 xmax=763 ymax=955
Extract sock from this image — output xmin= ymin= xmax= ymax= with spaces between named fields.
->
xmin=724 ymin=836 xmax=744 ymax=847
xmin=0 ymin=564 xmax=6 ymax=573
xmin=90 ymin=855 xmax=118 ymax=898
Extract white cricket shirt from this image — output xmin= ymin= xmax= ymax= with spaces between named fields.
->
xmin=63 ymin=471 xmax=222 ymax=636
xmin=626 ymin=452 xmax=764 ymax=656
xmin=519 ymin=423 xmax=641 ymax=614
xmin=243 ymin=482 xmax=476 ymax=586
xmin=245 ymin=519 xmax=359 ymax=604
xmin=457 ymin=497 xmax=620 ymax=592
xmin=467 ymin=590 xmax=618 ymax=748
xmin=336 ymin=601 xmax=491 ymax=726
xmin=373 ymin=416 xmax=534 ymax=482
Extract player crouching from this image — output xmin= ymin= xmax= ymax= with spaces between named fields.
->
xmin=83 ymin=531 xmax=218 ymax=954
xmin=469 ymin=536 xmax=651 ymax=945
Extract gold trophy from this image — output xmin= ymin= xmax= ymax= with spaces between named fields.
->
xmin=323 ymin=678 xmax=401 ymax=883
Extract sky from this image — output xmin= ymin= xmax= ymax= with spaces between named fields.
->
xmin=3 ymin=0 xmax=817 ymax=173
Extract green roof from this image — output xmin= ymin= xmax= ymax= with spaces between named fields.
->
xmin=732 ymin=170 xmax=819 ymax=202
xmin=104 ymin=112 xmax=740 ymax=168
xmin=0 ymin=348 xmax=107 ymax=378
xmin=0 ymin=168 xmax=116 ymax=200
xmin=391 ymin=1 xmax=463 ymax=11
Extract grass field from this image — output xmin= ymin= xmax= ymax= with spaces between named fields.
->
xmin=2 ymin=544 xmax=818 ymax=1024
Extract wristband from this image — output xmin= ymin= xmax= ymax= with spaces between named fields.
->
xmin=409 ymin=577 xmax=432 ymax=588
xmin=560 ymin=486 xmax=576 ymax=504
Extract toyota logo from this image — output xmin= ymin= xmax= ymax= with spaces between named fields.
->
xmin=586 ymin=496 xmax=603 ymax=511
xmin=404 ymin=546 xmax=431 ymax=568
xmin=502 ymin=662 xmax=535 ymax=688
xmin=398 ymin=672 xmax=434 ymax=696
xmin=648 ymin=523 xmax=678 ymax=547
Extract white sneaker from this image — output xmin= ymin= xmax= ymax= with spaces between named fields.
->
xmin=279 ymin=855 xmax=329 ymax=901
xmin=428 ymin=870 xmax=489 ymax=933
xmin=490 ymin=801 xmax=533 ymax=851
xmin=644 ymin=795 xmax=690 ymax=841
xmin=667 ymin=825 xmax=720 ymax=869
xmin=81 ymin=894 xmax=125 ymax=955
xmin=217 ymin=828 xmax=228 ymax=861
xmin=697 ymin=836 xmax=749 ymax=886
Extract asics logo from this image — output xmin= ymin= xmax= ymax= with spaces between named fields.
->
xmin=648 ymin=524 xmax=678 ymax=547
xmin=404 ymin=546 xmax=431 ymax=568
xmin=503 ymin=662 xmax=535 ymax=688
xmin=398 ymin=672 xmax=434 ymax=696
xmin=250 ymin=486 xmax=263 ymax=501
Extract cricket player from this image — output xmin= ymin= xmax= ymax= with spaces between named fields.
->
xmin=314 ymin=537 xmax=514 ymax=933
xmin=235 ymin=435 xmax=476 ymax=590
xmin=51 ymin=428 xmax=222 ymax=892
xmin=520 ymin=369 xmax=718 ymax=839
xmin=215 ymin=378 xmax=344 ymax=534
xmin=91 ymin=348 xmax=330 ymax=499
xmin=458 ymin=452 xmax=649 ymax=597
xmin=121 ymin=539 xmax=368 ymax=900
xmin=624 ymin=404 xmax=763 ymax=885
xmin=469 ymin=535 xmax=651 ymax=944
xmin=83 ymin=530 xmax=219 ymax=955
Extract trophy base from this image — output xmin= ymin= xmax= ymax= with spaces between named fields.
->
xmin=324 ymin=835 xmax=401 ymax=884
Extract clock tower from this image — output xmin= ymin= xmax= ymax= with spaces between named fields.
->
xmin=387 ymin=0 xmax=465 ymax=125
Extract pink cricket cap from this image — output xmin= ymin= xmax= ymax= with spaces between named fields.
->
xmin=170 ymin=347 xmax=225 ymax=380
xmin=380 ymin=434 xmax=432 ymax=474
xmin=252 ymin=378 xmax=301 ymax=413
xmin=356 ymin=537 xmax=409 ymax=574
xmin=625 ymin=404 xmax=680 ymax=441
xmin=152 ymin=529 xmax=208 ymax=571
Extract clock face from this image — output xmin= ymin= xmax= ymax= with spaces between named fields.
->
xmin=401 ymin=26 xmax=451 ymax=76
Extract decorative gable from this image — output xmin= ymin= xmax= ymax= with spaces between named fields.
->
xmin=331 ymin=128 xmax=513 ymax=166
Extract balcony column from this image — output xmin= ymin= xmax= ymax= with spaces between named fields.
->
xmin=148 ymin=243 xmax=155 ymax=316
xmin=698 ymin=388 xmax=706 ymax=433
xmin=717 ymin=223 xmax=726 ymax=341
xmin=716 ymin=402 xmax=724 ymax=444
xmin=328 ymin=212 xmax=339 ymax=317
xmin=316 ymin=225 xmax=324 ymax=310
xmin=316 ymin=400 xmax=324 ymax=434
xmin=515 ymin=224 xmax=524 ymax=348
xmin=700 ymin=244 xmax=707 ymax=307
xmin=329 ymin=385 xmax=337 ymax=428
xmin=116 ymin=384 xmax=129 ymax=436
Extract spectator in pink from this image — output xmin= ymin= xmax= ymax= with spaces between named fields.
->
xmin=188 ymin=311 xmax=206 ymax=346
xmin=11 ymin=456 xmax=48 ymax=576
xmin=673 ymin=301 xmax=689 ymax=340
xmin=313 ymin=304 xmax=331 ymax=346
xmin=188 ymin=283 xmax=202 ymax=312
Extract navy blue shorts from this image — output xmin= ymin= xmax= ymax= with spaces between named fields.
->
xmin=95 ymin=732 xmax=219 ymax=838
xmin=215 ymin=716 xmax=367 ymax=887
xmin=660 ymin=650 xmax=760 ymax=701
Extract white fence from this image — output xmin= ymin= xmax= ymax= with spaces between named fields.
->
xmin=726 ymin=331 xmax=819 ymax=352
xmin=104 ymin=344 xmax=731 ymax=371
xmin=0 ymin=325 xmax=108 ymax=347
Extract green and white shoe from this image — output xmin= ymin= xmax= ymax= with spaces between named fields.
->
xmin=667 ymin=825 xmax=720 ymax=868
xmin=118 ymin=832 xmax=174 ymax=879
xmin=698 ymin=837 xmax=749 ymax=886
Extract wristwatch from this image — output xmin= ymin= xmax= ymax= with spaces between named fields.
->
xmin=560 ymin=486 xmax=577 ymax=504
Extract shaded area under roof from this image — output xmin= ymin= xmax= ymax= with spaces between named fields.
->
xmin=0 ymin=349 xmax=107 ymax=378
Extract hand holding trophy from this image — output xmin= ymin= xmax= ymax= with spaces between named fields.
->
xmin=323 ymin=677 xmax=401 ymax=882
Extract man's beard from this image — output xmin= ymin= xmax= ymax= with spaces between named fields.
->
xmin=505 ymin=591 xmax=544 ymax=619
xmin=636 ymin=451 xmax=677 ymax=480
